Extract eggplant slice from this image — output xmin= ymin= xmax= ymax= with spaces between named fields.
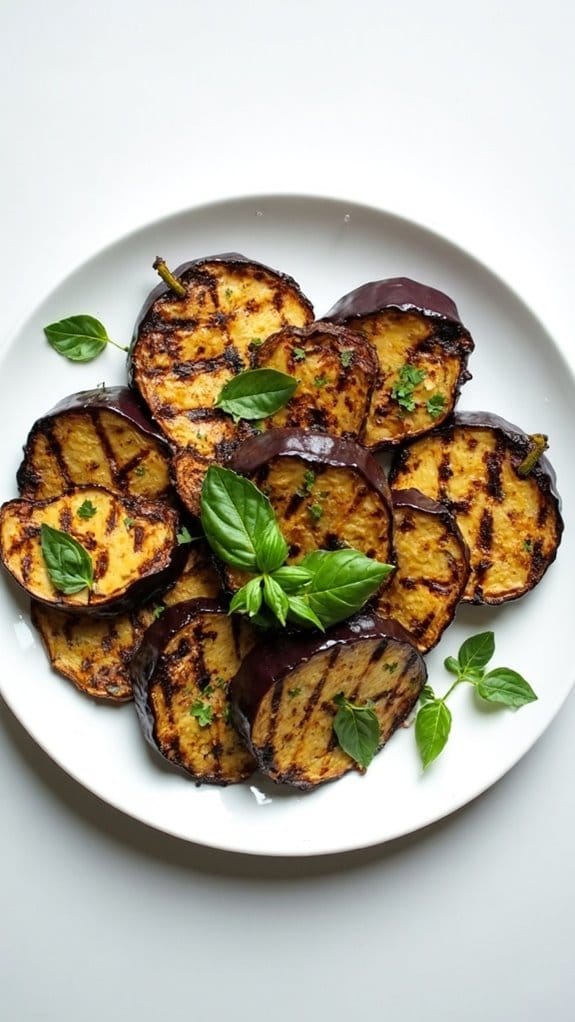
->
xmin=31 ymin=603 xmax=140 ymax=702
xmin=389 ymin=412 xmax=563 ymax=604
xmin=131 ymin=600 xmax=257 ymax=784
xmin=229 ymin=429 xmax=395 ymax=581
xmin=137 ymin=540 xmax=223 ymax=629
xmin=325 ymin=276 xmax=474 ymax=449
xmin=17 ymin=387 xmax=172 ymax=503
xmin=0 ymin=486 xmax=182 ymax=614
xmin=129 ymin=253 xmax=314 ymax=454
xmin=252 ymin=321 xmax=377 ymax=439
xmin=231 ymin=612 xmax=426 ymax=790
xmin=374 ymin=489 xmax=470 ymax=652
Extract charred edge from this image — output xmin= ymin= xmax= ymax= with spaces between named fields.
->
xmin=409 ymin=611 xmax=436 ymax=641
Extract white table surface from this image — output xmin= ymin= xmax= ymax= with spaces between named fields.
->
xmin=1 ymin=2 xmax=573 ymax=1019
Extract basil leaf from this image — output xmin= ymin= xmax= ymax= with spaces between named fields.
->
xmin=229 ymin=576 xmax=263 ymax=618
xmin=286 ymin=595 xmax=325 ymax=631
xmin=333 ymin=694 xmax=380 ymax=769
xmin=263 ymin=574 xmax=289 ymax=626
xmin=214 ymin=369 xmax=298 ymax=422
xmin=257 ymin=520 xmax=289 ymax=573
xmin=415 ymin=700 xmax=452 ymax=769
xmin=299 ymin=548 xmax=394 ymax=629
xmin=40 ymin=523 xmax=94 ymax=595
xmin=477 ymin=669 xmax=537 ymax=708
xmin=458 ymin=631 xmax=495 ymax=673
xmin=44 ymin=315 xmax=110 ymax=362
xmin=444 ymin=656 xmax=460 ymax=675
xmin=270 ymin=565 xmax=313 ymax=592
xmin=419 ymin=684 xmax=436 ymax=704
xmin=200 ymin=466 xmax=279 ymax=572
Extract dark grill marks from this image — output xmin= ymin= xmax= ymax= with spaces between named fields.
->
xmin=478 ymin=509 xmax=494 ymax=552
xmin=297 ymin=647 xmax=341 ymax=754
xmin=92 ymin=411 xmax=122 ymax=489
xmin=485 ymin=445 xmax=505 ymax=501
xmin=44 ymin=421 xmax=74 ymax=490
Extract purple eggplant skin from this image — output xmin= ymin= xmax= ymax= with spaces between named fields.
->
xmin=231 ymin=611 xmax=423 ymax=751
xmin=229 ymin=427 xmax=393 ymax=504
xmin=324 ymin=276 xmax=465 ymax=326
xmin=130 ymin=598 xmax=227 ymax=763
xmin=129 ymin=251 xmax=314 ymax=359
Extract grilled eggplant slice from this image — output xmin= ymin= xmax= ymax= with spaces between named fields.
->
xmin=231 ymin=612 xmax=426 ymax=790
xmin=130 ymin=599 xmax=257 ymax=784
xmin=129 ymin=253 xmax=314 ymax=454
xmin=17 ymin=387 xmax=172 ymax=502
xmin=252 ymin=321 xmax=377 ymax=438
xmin=0 ymin=486 xmax=184 ymax=614
xmin=325 ymin=277 xmax=474 ymax=449
xmin=229 ymin=429 xmax=395 ymax=577
xmin=31 ymin=602 xmax=140 ymax=702
xmin=137 ymin=539 xmax=222 ymax=630
xmin=374 ymin=489 xmax=470 ymax=651
xmin=389 ymin=412 xmax=563 ymax=604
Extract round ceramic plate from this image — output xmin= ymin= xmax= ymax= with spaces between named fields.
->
xmin=0 ymin=195 xmax=573 ymax=856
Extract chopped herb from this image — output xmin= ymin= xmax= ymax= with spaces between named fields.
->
xmin=77 ymin=499 xmax=97 ymax=520
xmin=288 ymin=687 xmax=302 ymax=699
xmin=202 ymin=684 xmax=215 ymax=697
xmin=314 ymin=375 xmax=329 ymax=388
xmin=383 ymin=661 xmax=398 ymax=673
xmin=123 ymin=517 xmax=135 ymax=530
xmin=214 ymin=676 xmax=227 ymax=689
xmin=195 ymin=430 xmax=204 ymax=440
xmin=523 ymin=538 xmax=533 ymax=552
xmin=426 ymin=393 xmax=447 ymax=419
xmin=225 ymin=288 xmax=233 ymax=299
xmin=339 ymin=350 xmax=354 ymax=369
xmin=390 ymin=364 xmax=427 ymax=412
xmin=250 ymin=336 xmax=263 ymax=347
xmin=222 ymin=704 xmax=232 ymax=723
xmin=189 ymin=700 xmax=214 ymax=727
xmin=176 ymin=526 xmax=193 ymax=545
xmin=308 ymin=503 xmax=323 ymax=522
xmin=252 ymin=419 xmax=265 ymax=434
xmin=297 ymin=469 xmax=316 ymax=497
xmin=292 ymin=347 xmax=306 ymax=362
xmin=134 ymin=465 xmax=147 ymax=478
xmin=151 ymin=603 xmax=166 ymax=620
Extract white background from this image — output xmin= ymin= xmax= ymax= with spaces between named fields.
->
xmin=1 ymin=1 xmax=573 ymax=1019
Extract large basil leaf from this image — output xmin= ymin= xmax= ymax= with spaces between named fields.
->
xmin=200 ymin=467 xmax=283 ymax=572
xmin=476 ymin=668 xmax=537 ymax=708
xmin=40 ymin=524 xmax=94 ymax=595
xmin=298 ymin=548 xmax=394 ymax=628
xmin=44 ymin=315 xmax=122 ymax=362
xmin=333 ymin=694 xmax=380 ymax=769
xmin=457 ymin=631 xmax=495 ymax=674
xmin=415 ymin=699 xmax=452 ymax=769
xmin=214 ymin=369 xmax=298 ymax=422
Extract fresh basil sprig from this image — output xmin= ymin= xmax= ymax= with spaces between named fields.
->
xmin=333 ymin=694 xmax=380 ymax=769
xmin=44 ymin=315 xmax=129 ymax=362
xmin=415 ymin=631 xmax=537 ymax=768
xmin=40 ymin=524 xmax=94 ymax=595
xmin=200 ymin=466 xmax=393 ymax=630
xmin=214 ymin=368 xmax=298 ymax=422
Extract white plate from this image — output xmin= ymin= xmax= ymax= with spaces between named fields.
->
xmin=1 ymin=194 xmax=573 ymax=857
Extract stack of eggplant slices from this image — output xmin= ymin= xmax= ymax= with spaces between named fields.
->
xmin=0 ymin=254 xmax=563 ymax=790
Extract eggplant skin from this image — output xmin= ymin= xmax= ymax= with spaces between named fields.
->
xmin=324 ymin=276 xmax=474 ymax=450
xmin=253 ymin=321 xmax=378 ymax=439
xmin=130 ymin=599 xmax=257 ymax=785
xmin=0 ymin=486 xmax=187 ymax=616
xmin=128 ymin=252 xmax=314 ymax=455
xmin=17 ymin=387 xmax=172 ymax=503
xmin=389 ymin=412 xmax=564 ymax=604
xmin=374 ymin=489 xmax=470 ymax=652
xmin=231 ymin=612 xmax=426 ymax=790
xmin=229 ymin=428 xmax=395 ymax=571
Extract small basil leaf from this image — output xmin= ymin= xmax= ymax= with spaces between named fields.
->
xmin=229 ymin=576 xmax=263 ymax=618
xmin=214 ymin=369 xmax=298 ymax=422
xmin=458 ymin=631 xmax=495 ymax=673
xmin=256 ymin=519 xmax=289 ymax=574
xmin=444 ymin=656 xmax=460 ymax=675
xmin=419 ymin=684 xmax=436 ymax=704
xmin=476 ymin=669 xmax=537 ymax=708
xmin=286 ymin=595 xmax=325 ymax=631
xmin=270 ymin=565 xmax=313 ymax=592
xmin=40 ymin=523 xmax=94 ymax=595
xmin=263 ymin=574 xmax=289 ymax=626
xmin=415 ymin=700 xmax=452 ymax=769
xmin=200 ymin=466 xmax=279 ymax=572
xmin=299 ymin=548 xmax=394 ymax=629
xmin=333 ymin=695 xmax=380 ymax=769
xmin=44 ymin=315 xmax=110 ymax=362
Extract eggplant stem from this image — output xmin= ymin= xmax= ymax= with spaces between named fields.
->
xmin=153 ymin=257 xmax=186 ymax=298
xmin=517 ymin=433 xmax=548 ymax=477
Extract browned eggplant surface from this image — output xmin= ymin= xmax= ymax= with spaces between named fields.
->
xmin=325 ymin=277 xmax=474 ymax=449
xmin=374 ymin=489 xmax=470 ymax=651
xmin=389 ymin=413 xmax=563 ymax=604
xmin=17 ymin=387 xmax=172 ymax=503
xmin=231 ymin=612 xmax=426 ymax=789
xmin=253 ymin=321 xmax=377 ymax=438
xmin=137 ymin=540 xmax=223 ymax=630
xmin=229 ymin=429 xmax=394 ymax=571
xmin=0 ymin=486 xmax=181 ymax=614
xmin=31 ymin=602 xmax=140 ymax=701
xmin=130 ymin=254 xmax=313 ymax=454
xmin=131 ymin=600 xmax=257 ymax=784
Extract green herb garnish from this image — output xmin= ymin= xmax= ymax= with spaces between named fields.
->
xmin=333 ymin=693 xmax=380 ymax=769
xmin=314 ymin=375 xmax=329 ymax=388
xmin=44 ymin=315 xmax=129 ymax=363
xmin=214 ymin=368 xmax=298 ymax=423
xmin=77 ymin=499 xmax=97 ymax=520
xmin=297 ymin=469 xmax=316 ymax=497
xmin=123 ymin=517 xmax=135 ymax=530
xmin=293 ymin=347 xmax=306 ymax=362
xmin=40 ymin=524 xmax=94 ymax=595
xmin=339 ymin=350 xmax=354 ymax=369
xmin=189 ymin=700 xmax=214 ymax=727
xmin=390 ymin=364 xmax=427 ymax=412
xmin=308 ymin=503 xmax=323 ymax=522
xmin=426 ymin=393 xmax=446 ymax=419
